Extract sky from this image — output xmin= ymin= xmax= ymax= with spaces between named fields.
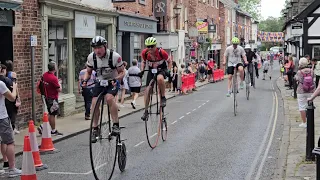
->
xmin=261 ymin=0 xmax=286 ymax=19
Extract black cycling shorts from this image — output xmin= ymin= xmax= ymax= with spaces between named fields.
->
xmin=93 ymin=81 xmax=119 ymax=97
xmin=146 ymin=70 xmax=167 ymax=86
xmin=227 ymin=63 xmax=243 ymax=75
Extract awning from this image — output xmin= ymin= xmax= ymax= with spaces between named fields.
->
xmin=0 ymin=2 xmax=23 ymax=11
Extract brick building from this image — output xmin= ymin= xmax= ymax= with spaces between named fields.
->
xmin=0 ymin=0 xmax=43 ymax=127
xmin=235 ymin=8 xmax=252 ymax=46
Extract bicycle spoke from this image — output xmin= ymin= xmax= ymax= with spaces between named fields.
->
xmin=145 ymin=86 xmax=160 ymax=148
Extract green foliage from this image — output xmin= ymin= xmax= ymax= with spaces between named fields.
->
xmin=258 ymin=17 xmax=285 ymax=32
xmin=238 ymin=0 xmax=262 ymax=20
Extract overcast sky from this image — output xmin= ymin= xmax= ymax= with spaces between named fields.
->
xmin=261 ymin=0 xmax=286 ymax=19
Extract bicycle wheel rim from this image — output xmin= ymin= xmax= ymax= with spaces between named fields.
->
xmin=145 ymin=85 xmax=160 ymax=149
xmin=89 ymin=93 xmax=117 ymax=180
xmin=233 ymin=72 xmax=237 ymax=116
xmin=161 ymin=108 xmax=167 ymax=141
xmin=117 ymin=138 xmax=127 ymax=172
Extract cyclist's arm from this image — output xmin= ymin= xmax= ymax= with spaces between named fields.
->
xmin=113 ymin=52 xmax=125 ymax=82
xmin=223 ymin=49 xmax=228 ymax=64
xmin=162 ymin=50 xmax=171 ymax=70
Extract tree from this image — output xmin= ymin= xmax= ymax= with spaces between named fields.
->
xmin=238 ymin=0 xmax=262 ymax=20
xmin=258 ymin=17 xmax=284 ymax=32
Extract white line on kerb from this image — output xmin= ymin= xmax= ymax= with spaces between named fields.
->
xmin=186 ymin=112 xmax=191 ymax=115
xmin=254 ymin=91 xmax=279 ymax=180
xmin=134 ymin=141 xmax=145 ymax=147
xmin=179 ymin=116 xmax=184 ymax=119
xmin=171 ymin=120 xmax=177 ymax=124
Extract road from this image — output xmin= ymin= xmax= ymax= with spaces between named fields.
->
xmin=12 ymin=66 xmax=285 ymax=180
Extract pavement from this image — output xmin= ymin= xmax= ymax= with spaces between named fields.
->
xmin=0 ymin=80 xmax=210 ymax=160
xmin=3 ymin=68 xmax=286 ymax=179
xmin=275 ymin=76 xmax=319 ymax=180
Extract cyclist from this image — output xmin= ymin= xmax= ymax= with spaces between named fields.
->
xmin=223 ymin=37 xmax=248 ymax=97
xmin=244 ymin=44 xmax=257 ymax=86
xmin=82 ymin=36 xmax=125 ymax=142
xmin=140 ymin=37 xmax=171 ymax=120
xmin=253 ymin=48 xmax=260 ymax=78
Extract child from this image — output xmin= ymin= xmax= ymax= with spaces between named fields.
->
xmin=262 ymin=60 xmax=271 ymax=80
xmin=280 ymin=63 xmax=285 ymax=79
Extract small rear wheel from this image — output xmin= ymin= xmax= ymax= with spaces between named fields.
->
xmin=118 ymin=140 xmax=127 ymax=172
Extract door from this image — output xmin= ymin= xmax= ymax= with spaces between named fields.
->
xmin=0 ymin=26 xmax=13 ymax=64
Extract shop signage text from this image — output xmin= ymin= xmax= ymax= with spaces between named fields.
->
xmin=196 ymin=21 xmax=208 ymax=33
xmin=118 ymin=15 xmax=157 ymax=34
xmin=0 ymin=10 xmax=14 ymax=27
xmin=74 ymin=12 xmax=96 ymax=38
xmin=154 ymin=0 xmax=167 ymax=17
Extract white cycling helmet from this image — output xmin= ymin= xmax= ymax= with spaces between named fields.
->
xmin=244 ymin=44 xmax=251 ymax=49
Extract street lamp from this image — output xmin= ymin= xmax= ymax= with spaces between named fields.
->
xmin=173 ymin=4 xmax=182 ymax=30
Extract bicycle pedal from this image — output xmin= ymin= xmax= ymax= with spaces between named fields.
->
xmin=120 ymin=126 xmax=126 ymax=129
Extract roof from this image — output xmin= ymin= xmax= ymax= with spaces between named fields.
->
xmin=282 ymin=19 xmax=296 ymax=31
xmin=0 ymin=1 xmax=22 ymax=11
xmin=296 ymin=0 xmax=320 ymax=19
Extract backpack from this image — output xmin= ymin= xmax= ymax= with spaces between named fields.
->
xmin=36 ymin=76 xmax=47 ymax=96
xmin=301 ymin=71 xmax=314 ymax=92
xmin=93 ymin=49 xmax=115 ymax=70
xmin=144 ymin=48 xmax=164 ymax=60
xmin=199 ymin=65 xmax=205 ymax=73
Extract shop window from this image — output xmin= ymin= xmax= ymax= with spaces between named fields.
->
xmin=48 ymin=20 xmax=68 ymax=94
xmin=96 ymin=25 xmax=108 ymax=41
xmin=313 ymin=46 xmax=320 ymax=59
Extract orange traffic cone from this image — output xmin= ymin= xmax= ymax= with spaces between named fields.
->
xmin=39 ymin=113 xmax=55 ymax=152
xmin=29 ymin=120 xmax=48 ymax=170
xmin=21 ymin=136 xmax=37 ymax=180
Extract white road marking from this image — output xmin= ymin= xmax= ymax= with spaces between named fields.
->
xmin=254 ymin=91 xmax=279 ymax=180
xmin=134 ymin=141 xmax=145 ymax=147
xmin=202 ymin=103 xmax=206 ymax=106
xmin=171 ymin=120 xmax=177 ymax=124
xmin=193 ymin=109 xmax=196 ymax=111
xmin=150 ymin=133 xmax=157 ymax=138
xmin=179 ymin=116 xmax=184 ymax=119
xmin=48 ymin=172 xmax=88 ymax=175
xmin=246 ymin=83 xmax=277 ymax=180
xmin=198 ymin=106 xmax=201 ymax=108
xmin=186 ymin=112 xmax=191 ymax=115
xmin=206 ymin=100 xmax=209 ymax=102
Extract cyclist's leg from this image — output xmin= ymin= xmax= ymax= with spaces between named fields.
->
xmin=254 ymin=62 xmax=259 ymax=78
xmin=157 ymin=72 xmax=167 ymax=107
xmin=141 ymin=71 xmax=153 ymax=120
xmin=105 ymin=85 xmax=120 ymax=134
xmin=237 ymin=63 xmax=245 ymax=86
xmin=249 ymin=63 xmax=254 ymax=85
xmin=227 ymin=66 xmax=234 ymax=96
xmin=92 ymin=84 xmax=104 ymax=127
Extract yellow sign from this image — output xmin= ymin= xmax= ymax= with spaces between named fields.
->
xmin=196 ymin=21 xmax=208 ymax=33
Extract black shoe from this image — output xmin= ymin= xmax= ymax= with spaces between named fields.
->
xmin=51 ymin=130 xmax=63 ymax=136
xmin=161 ymin=97 xmax=167 ymax=107
xmin=141 ymin=111 xmax=148 ymax=121
xmin=131 ymin=102 xmax=136 ymax=109
xmin=111 ymin=125 xmax=120 ymax=136
xmin=37 ymin=125 xmax=42 ymax=135
xmin=270 ymin=77 xmax=272 ymax=80
xmin=91 ymin=128 xmax=100 ymax=143
xmin=3 ymin=162 xmax=9 ymax=170
xmin=85 ymin=115 xmax=90 ymax=120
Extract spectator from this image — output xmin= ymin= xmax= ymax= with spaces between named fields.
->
xmin=198 ymin=60 xmax=206 ymax=82
xmin=207 ymin=59 xmax=214 ymax=82
xmin=4 ymin=60 xmax=20 ymax=134
xmin=314 ymin=58 xmax=320 ymax=88
xmin=295 ymin=58 xmax=315 ymax=128
xmin=127 ymin=59 xmax=141 ymax=109
xmin=178 ymin=64 xmax=188 ymax=95
xmin=262 ymin=59 xmax=270 ymax=80
xmin=38 ymin=61 xmax=63 ymax=136
xmin=118 ymin=61 xmax=129 ymax=108
xmin=0 ymin=65 xmax=21 ymax=177
xmin=171 ymin=61 xmax=178 ymax=93
xmin=285 ymin=55 xmax=294 ymax=89
xmin=78 ymin=64 xmax=96 ymax=120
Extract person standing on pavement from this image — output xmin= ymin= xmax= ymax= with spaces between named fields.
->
xmin=0 ymin=65 xmax=21 ymax=177
xmin=38 ymin=61 xmax=63 ymax=136
xmin=127 ymin=59 xmax=141 ymax=109
xmin=313 ymin=58 xmax=320 ymax=88
xmin=78 ymin=64 xmax=96 ymax=120
xmin=118 ymin=61 xmax=129 ymax=108
xmin=178 ymin=64 xmax=187 ymax=95
xmin=171 ymin=61 xmax=178 ymax=93
xmin=285 ymin=56 xmax=294 ymax=90
xmin=207 ymin=58 xmax=214 ymax=82
xmin=295 ymin=58 xmax=315 ymax=128
xmin=198 ymin=60 xmax=206 ymax=82
xmin=4 ymin=60 xmax=20 ymax=134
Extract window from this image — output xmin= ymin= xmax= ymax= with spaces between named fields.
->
xmin=139 ymin=0 xmax=146 ymax=5
xmin=48 ymin=20 xmax=68 ymax=94
xmin=313 ymin=46 xmax=320 ymax=59
xmin=215 ymin=0 xmax=219 ymax=8
xmin=210 ymin=0 xmax=214 ymax=6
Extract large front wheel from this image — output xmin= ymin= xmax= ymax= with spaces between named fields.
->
xmin=89 ymin=93 xmax=117 ymax=180
xmin=144 ymin=84 xmax=161 ymax=149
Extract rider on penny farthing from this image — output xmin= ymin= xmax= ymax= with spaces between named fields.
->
xmin=82 ymin=36 xmax=125 ymax=142
xmin=140 ymin=37 xmax=171 ymax=120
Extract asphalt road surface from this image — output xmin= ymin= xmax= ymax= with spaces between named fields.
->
xmin=12 ymin=64 xmax=285 ymax=180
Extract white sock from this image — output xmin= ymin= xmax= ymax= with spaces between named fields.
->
xmin=52 ymin=129 xmax=56 ymax=133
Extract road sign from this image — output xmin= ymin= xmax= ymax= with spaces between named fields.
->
xmin=30 ymin=35 xmax=37 ymax=46
xmin=188 ymin=27 xmax=198 ymax=37
xmin=291 ymin=22 xmax=303 ymax=36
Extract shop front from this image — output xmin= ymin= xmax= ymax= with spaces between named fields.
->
xmin=116 ymin=13 xmax=157 ymax=68
xmin=208 ymin=43 xmax=222 ymax=68
xmin=39 ymin=0 xmax=118 ymax=116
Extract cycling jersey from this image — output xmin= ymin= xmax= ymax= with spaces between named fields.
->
xmin=86 ymin=49 xmax=123 ymax=80
xmin=141 ymin=48 xmax=169 ymax=69
xmin=246 ymin=51 xmax=257 ymax=63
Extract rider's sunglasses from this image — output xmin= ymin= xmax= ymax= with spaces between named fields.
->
xmin=147 ymin=45 xmax=155 ymax=48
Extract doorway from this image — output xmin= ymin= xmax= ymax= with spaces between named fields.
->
xmin=0 ymin=26 xmax=13 ymax=64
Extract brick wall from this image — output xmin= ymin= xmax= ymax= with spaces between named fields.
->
xmin=113 ymin=1 xmax=153 ymax=17
xmin=13 ymin=0 xmax=42 ymax=127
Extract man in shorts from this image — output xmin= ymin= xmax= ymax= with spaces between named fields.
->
xmin=223 ymin=37 xmax=248 ymax=97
